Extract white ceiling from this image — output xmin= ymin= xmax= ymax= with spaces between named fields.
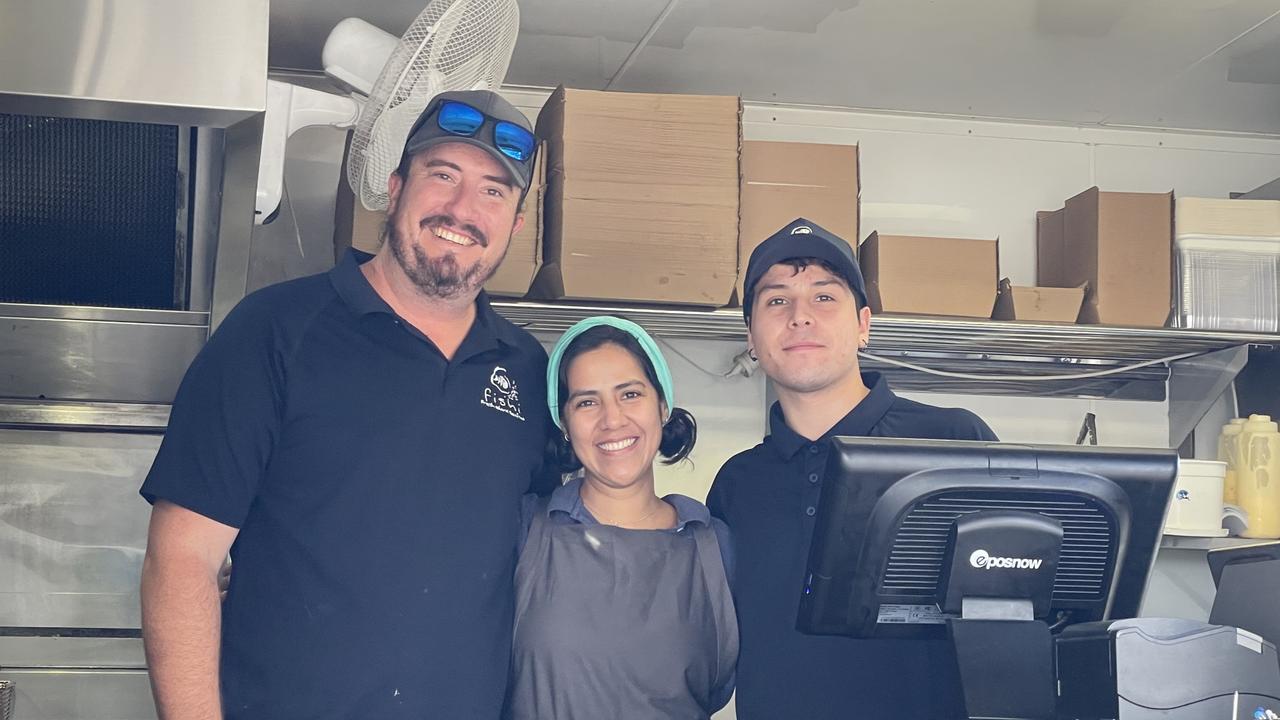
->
xmin=269 ymin=0 xmax=1280 ymax=134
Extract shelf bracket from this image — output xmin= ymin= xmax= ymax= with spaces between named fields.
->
xmin=1167 ymin=345 xmax=1250 ymax=449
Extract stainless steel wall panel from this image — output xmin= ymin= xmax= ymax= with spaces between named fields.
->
xmin=0 ymin=306 xmax=206 ymax=404
xmin=0 ymin=429 xmax=159 ymax=630
xmin=0 ymin=668 xmax=155 ymax=720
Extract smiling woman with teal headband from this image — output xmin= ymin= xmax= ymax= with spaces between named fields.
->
xmin=505 ymin=316 xmax=738 ymax=720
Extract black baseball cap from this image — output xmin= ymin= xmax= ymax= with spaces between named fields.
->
xmin=403 ymin=90 xmax=536 ymax=190
xmin=742 ymin=217 xmax=868 ymax=325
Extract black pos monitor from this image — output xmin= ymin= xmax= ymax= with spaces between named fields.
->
xmin=798 ymin=438 xmax=1178 ymax=720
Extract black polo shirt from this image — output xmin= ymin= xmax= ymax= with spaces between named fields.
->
xmin=141 ymin=250 xmax=553 ymax=720
xmin=707 ymin=372 xmax=997 ymax=720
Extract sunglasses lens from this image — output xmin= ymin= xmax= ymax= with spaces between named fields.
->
xmin=494 ymin=121 xmax=536 ymax=162
xmin=436 ymin=102 xmax=485 ymax=136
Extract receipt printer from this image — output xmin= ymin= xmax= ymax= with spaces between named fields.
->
xmin=1056 ymin=618 xmax=1280 ymax=719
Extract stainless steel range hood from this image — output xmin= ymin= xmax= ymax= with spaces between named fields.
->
xmin=0 ymin=0 xmax=267 ymax=128
xmin=0 ymin=0 xmax=269 ymax=406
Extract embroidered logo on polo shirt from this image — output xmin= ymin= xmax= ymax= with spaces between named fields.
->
xmin=482 ymin=366 xmax=524 ymax=421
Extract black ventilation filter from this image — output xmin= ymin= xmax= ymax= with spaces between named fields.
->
xmin=0 ymin=114 xmax=181 ymax=309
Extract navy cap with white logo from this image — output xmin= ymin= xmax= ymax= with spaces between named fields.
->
xmin=741 ymin=217 xmax=868 ymax=325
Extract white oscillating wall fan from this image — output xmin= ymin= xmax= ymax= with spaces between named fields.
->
xmin=254 ymin=0 xmax=521 ymax=224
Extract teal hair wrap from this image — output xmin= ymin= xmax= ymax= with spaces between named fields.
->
xmin=546 ymin=316 xmax=676 ymax=431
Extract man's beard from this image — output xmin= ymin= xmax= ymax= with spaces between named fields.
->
xmin=385 ymin=213 xmax=508 ymax=300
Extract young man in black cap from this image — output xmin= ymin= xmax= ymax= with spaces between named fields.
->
xmin=707 ymin=218 xmax=997 ymax=719
xmin=140 ymin=90 xmax=552 ymax=719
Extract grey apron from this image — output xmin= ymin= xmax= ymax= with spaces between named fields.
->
xmin=509 ymin=497 xmax=738 ymax=720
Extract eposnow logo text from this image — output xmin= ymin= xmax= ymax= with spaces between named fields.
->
xmin=969 ymin=549 xmax=1044 ymax=570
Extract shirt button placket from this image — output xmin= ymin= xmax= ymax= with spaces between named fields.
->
xmin=803 ymin=443 xmax=824 ymax=519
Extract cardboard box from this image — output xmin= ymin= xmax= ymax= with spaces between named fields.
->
xmin=332 ymin=137 xmax=382 ymax=257
xmin=488 ymin=147 xmax=545 ymax=297
xmin=531 ymin=86 xmax=741 ymax=306
xmin=738 ymin=140 xmax=859 ymax=301
xmin=1036 ymin=208 xmax=1066 ymax=287
xmin=859 ymin=232 xmax=999 ymax=318
xmin=331 ymin=137 xmax=545 ymax=298
xmin=991 ymin=278 xmax=1085 ymax=323
xmin=1062 ymin=187 xmax=1173 ymax=327
xmin=1176 ymin=197 xmax=1280 ymax=237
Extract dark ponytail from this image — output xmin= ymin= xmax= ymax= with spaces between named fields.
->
xmin=658 ymin=407 xmax=697 ymax=465
xmin=547 ymin=430 xmax=580 ymax=475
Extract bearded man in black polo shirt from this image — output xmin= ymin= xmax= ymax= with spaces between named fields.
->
xmin=708 ymin=218 xmax=997 ymax=720
xmin=139 ymin=91 xmax=552 ymax=720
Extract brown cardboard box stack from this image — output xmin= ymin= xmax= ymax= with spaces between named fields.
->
xmin=331 ymin=137 xmax=547 ymax=298
xmin=1036 ymin=187 xmax=1174 ymax=327
xmin=531 ymin=87 xmax=741 ymax=306
xmin=737 ymin=140 xmax=860 ymax=302
xmin=329 ymin=89 xmax=1180 ymax=324
xmin=335 ymin=90 xmax=872 ymax=309
xmin=859 ymin=232 xmax=1000 ymax=318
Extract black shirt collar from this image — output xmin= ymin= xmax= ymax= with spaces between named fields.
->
xmin=330 ymin=249 xmax=391 ymax=316
xmin=329 ymin=248 xmax=522 ymax=350
xmin=768 ymin=371 xmax=896 ymax=460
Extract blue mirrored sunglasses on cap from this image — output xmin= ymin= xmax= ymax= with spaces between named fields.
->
xmin=434 ymin=100 xmax=536 ymax=162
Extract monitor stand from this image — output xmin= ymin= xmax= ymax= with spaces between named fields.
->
xmin=939 ymin=511 xmax=1063 ymax=719
xmin=947 ymin=599 xmax=1056 ymax=720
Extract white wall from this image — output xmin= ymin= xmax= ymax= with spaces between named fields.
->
xmin=255 ymin=83 xmax=1280 ymax=718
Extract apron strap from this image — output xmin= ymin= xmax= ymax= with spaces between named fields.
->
xmin=690 ymin=522 xmax=739 ymax=693
xmin=526 ymin=493 xmax=554 ymax=555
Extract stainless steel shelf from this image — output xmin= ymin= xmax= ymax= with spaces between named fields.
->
xmin=493 ymin=301 xmax=749 ymax=342
xmin=1160 ymin=535 xmax=1271 ymax=551
xmin=492 ymin=300 xmax=1279 ymax=400
xmin=493 ymin=300 xmax=1276 ymax=358
xmin=6 ymin=304 xmax=1269 ymax=427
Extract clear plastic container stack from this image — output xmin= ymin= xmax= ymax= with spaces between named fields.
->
xmin=1176 ymin=198 xmax=1280 ymax=333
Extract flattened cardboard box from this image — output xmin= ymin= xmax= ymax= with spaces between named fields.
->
xmin=859 ymin=232 xmax=999 ymax=318
xmin=1036 ymin=208 xmax=1066 ymax=288
xmin=991 ymin=278 xmax=1085 ymax=323
xmin=737 ymin=140 xmax=859 ymax=302
xmin=531 ymin=86 xmax=741 ymax=307
xmin=1062 ymin=187 xmax=1172 ymax=327
xmin=332 ymin=136 xmax=546 ymax=298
